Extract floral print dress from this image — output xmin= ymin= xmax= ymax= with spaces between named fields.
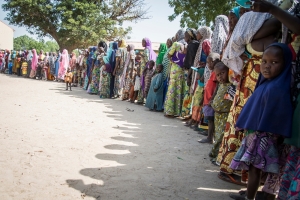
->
xmin=164 ymin=43 xmax=185 ymax=116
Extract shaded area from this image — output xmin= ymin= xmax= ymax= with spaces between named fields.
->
xmin=0 ymin=74 xmax=243 ymax=199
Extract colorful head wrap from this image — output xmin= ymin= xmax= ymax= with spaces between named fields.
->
xmin=186 ymin=28 xmax=197 ymax=40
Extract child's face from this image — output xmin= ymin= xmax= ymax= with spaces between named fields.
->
xmin=215 ymin=64 xmax=229 ymax=84
xmin=261 ymin=47 xmax=284 ymax=79
xmin=207 ymin=57 xmax=214 ymax=70
xmin=149 ymin=62 xmax=154 ymax=69
xmin=156 ymin=65 xmax=163 ymax=73
xmin=196 ymin=32 xmax=203 ymax=41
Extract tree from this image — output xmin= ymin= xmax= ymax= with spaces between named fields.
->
xmin=2 ymin=0 xmax=148 ymax=52
xmin=14 ymin=35 xmax=59 ymax=52
xmin=168 ymin=0 xmax=236 ymax=28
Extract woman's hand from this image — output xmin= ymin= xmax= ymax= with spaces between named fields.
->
xmin=240 ymin=53 xmax=249 ymax=63
xmin=252 ymin=0 xmax=274 ymax=13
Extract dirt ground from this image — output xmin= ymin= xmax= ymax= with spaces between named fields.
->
xmin=0 ymin=74 xmax=243 ymax=200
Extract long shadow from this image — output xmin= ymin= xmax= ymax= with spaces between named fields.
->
xmin=7 ymin=75 xmax=242 ymax=199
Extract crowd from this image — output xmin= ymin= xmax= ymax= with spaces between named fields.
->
xmin=1 ymin=0 xmax=300 ymax=199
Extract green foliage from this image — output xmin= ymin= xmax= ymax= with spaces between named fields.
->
xmin=168 ymin=0 xmax=236 ymax=28
xmin=3 ymin=0 xmax=148 ymax=52
xmin=14 ymin=35 xmax=59 ymax=52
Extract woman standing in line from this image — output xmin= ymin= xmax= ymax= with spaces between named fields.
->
xmin=113 ymin=39 xmax=128 ymax=98
xmin=29 ymin=49 xmax=38 ymax=79
xmin=58 ymin=49 xmax=69 ymax=81
xmin=136 ymin=38 xmax=157 ymax=104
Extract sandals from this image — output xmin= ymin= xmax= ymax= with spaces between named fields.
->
xmin=229 ymin=191 xmax=266 ymax=200
xmin=198 ymin=138 xmax=212 ymax=144
xmin=218 ymin=172 xmax=247 ymax=186
xmin=164 ymin=114 xmax=175 ymax=118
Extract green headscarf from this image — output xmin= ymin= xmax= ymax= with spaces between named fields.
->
xmin=156 ymin=43 xmax=167 ymax=65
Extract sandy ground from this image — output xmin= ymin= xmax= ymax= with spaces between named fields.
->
xmin=0 ymin=74 xmax=243 ymax=200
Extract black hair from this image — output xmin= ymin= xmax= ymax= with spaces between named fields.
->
xmin=212 ymin=58 xmax=221 ymax=67
xmin=214 ymin=61 xmax=228 ymax=71
xmin=149 ymin=60 xmax=155 ymax=66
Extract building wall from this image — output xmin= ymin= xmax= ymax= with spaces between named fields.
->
xmin=0 ymin=21 xmax=14 ymax=50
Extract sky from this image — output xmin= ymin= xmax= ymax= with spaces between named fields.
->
xmin=0 ymin=0 xmax=183 ymax=43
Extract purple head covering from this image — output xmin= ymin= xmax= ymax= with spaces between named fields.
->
xmin=143 ymin=38 xmax=157 ymax=62
xmin=171 ymin=51 xmax=185 ymax=68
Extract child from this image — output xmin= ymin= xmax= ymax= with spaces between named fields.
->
xmin=198 ymin=57 xmax=219 ymax=144
xmin=185 ymin=66 xmax=205 ymax=129
xmin=145 ymin=64 xmax=164 ymax=111
xmin=64 ymin=67 xmax=73 ymax=91
xmin=143 ymin=60 xmax=155 ymax=99
xmin=8 ymin=60 xmax=13 ymax=74
xmin=132 ymin=66 xmax=141 ymax=103
xmin=230 ymin=43 xmax=293 ymax=200
xmin=209 ymin=62 xmax=232 ymax=164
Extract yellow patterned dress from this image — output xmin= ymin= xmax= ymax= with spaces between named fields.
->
xmin=216 ymin=55 xmax=262 ymax=174
xmin=164 ymin=43 xmax=185 ymax=116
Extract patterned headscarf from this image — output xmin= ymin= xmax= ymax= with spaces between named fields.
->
xmin=211 ymin=15 xmax=229 ymax=54
xmin=191 ymin=26 xmax=212 ymax=91
xmin=186 ymin=28 xmax=197 ymax=40
xmin=193 ymin=26 xmax=212 ymax=68
xmin=176 ymin=29 xmax=186 ymax=44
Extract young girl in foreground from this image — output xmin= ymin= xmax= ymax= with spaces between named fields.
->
xmin=209 ymin=61 xmax=232 ymax=164
xmin=230 ymin=43 xmax=293 ymax=200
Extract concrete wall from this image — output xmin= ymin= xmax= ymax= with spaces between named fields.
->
xmin=0 ymin=21 xmax=14 ymax=50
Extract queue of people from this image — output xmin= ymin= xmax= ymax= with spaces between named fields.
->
xmin=1 ymin=0 xmax=300 ymax=199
